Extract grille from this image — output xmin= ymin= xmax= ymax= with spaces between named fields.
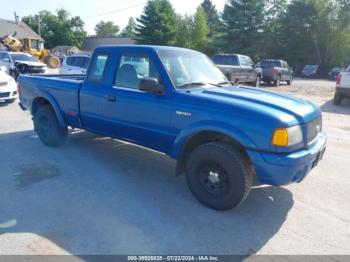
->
xmin=23 ymin=67 xmax=46 ymax=74
xmin=0 ymin=81 xmax=7 ymax=86
xmin=0 ymin=92 xmax=10 ymax=98
xmin=307 ymin=116 xmax=322 ymax=143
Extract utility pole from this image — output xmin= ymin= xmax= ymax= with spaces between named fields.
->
xmin=37 ymin=15 xmax=41 ymax=37
xmin=14 ymin=12 xmax=19 ymax=23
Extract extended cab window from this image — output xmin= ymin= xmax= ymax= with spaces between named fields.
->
xmin=115 ymin=53 xmax=160 ymax=89
xmin=88 ymin=55 xmax=108 ymax=82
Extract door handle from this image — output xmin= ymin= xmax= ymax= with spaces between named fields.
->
xmin=106 ymin=95 xmax=117 ymax=102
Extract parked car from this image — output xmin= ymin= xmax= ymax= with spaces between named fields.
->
xmin=334 ymin=71 xmax=350 ymax=105
xmin=0 ymin=51 xmax=47 ymax=80
xmin=260 ymin=59 xmax=293 ymax=86
xmin=302 ymin=65 xmax=319 ymax=78
xmin=18 ymin=45 xmax=326 ymax=211
xmin=328 ymin=67 xmax=345 ymax=80
xmin=212 ymin=54 xmax=262 ymax=87
xmin=0 ymin=66 xmax=18 ymax=103
xmin=59 ymin=53 xmax=91 ymax=74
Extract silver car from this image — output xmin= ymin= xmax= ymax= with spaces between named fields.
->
xmin=59 ymin=54 xmax=91 ymax=74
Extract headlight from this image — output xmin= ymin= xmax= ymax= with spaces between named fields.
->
xmin=272 ymin=125 xmax=303 ymax=147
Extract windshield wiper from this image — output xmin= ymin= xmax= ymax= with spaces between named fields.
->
xmin=178 ymin=82 xmax=230 ymax=89
xmin=216 ymin=81 xmax=231 ymax=86
xmin=178 ymin=82 xmax=208 ymax=89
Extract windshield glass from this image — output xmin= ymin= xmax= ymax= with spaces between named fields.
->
xmin=10 ymin=53 xmax=37 ymax=62
xmin=261 ymin=60 xmax=282 ymax=68
xmin=158 ymin=50 xmax=228 ymax=88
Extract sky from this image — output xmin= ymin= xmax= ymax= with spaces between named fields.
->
xmin=0 ymin=0 xmax=227 ymax=35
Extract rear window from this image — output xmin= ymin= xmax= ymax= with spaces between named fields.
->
xmin=212 ymin=55 xmax=239 ymax=66
xmin=66 ymin=56 xmax=90 ymax=69
xmin=261 ymin=60 xmax=282 ymax=68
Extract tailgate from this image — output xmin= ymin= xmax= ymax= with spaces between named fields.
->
xmin=340 ymin=72 xmax=350 ymax=88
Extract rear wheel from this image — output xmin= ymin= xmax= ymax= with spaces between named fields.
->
xmin=34 ymin=105 xmax=68 ymax=147
xmin=185 ymin=142 xmax=252 ymax=210
xmin=287 ymin=76 xmax=293 ymax=85
xmin=333 ymin=93 xmax=342 ymax=105
xmin=254 ymin=76 xmax=261 ymax=88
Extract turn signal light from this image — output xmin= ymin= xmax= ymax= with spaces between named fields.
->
xmin=272 ymin=129 xmax=288 ymax=146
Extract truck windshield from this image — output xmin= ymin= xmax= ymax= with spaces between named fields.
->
xmin=261 ymin=60 xmax=282 ymax=68
xmin=10 ymin=53 xmax=37 ymax=62
xmin=158 ymin=50 xmax=228 ymax=88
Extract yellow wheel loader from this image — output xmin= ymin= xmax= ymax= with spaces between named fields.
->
xmin=1 ymin=35 xmax=60 ymax=68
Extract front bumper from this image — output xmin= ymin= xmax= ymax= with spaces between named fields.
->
xmin=262 ymin=76 xmax=277 ymax=82
xmin=336 ymin=87 xmax=350 ymax=96
xmin=0 ymin=81 xmax=18 ymax=101
xmin=247 ymin=132 xmax=327 ymax=186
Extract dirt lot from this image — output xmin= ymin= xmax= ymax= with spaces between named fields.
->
xmin=0 ymin=79 xmax=349 ymax=255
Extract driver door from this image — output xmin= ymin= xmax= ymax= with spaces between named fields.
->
xmin=103 ymin=51 xmax=174 ymax=153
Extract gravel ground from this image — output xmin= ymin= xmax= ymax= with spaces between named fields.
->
xmin=0 ymin=79 xmax=349 ymax=255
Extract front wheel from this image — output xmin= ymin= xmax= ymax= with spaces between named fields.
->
xmin=185 ymin=142 xmax=253 ymax=210
xmin=287 ymin=76 xmax=293 ymax=85
xmin=34 ymin=105 xmax=68 ymax=147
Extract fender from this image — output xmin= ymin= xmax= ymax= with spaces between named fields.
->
xmin=170 ymin=120 xmax=258 ymax=159
xmin=32 ymin=90 xmax=66 ymax=128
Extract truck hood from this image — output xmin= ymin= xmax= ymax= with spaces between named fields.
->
xmin=14 ymin=61 xmax=46 ymax=67
xmin=192 ymin=86 xmax=320 ymax=124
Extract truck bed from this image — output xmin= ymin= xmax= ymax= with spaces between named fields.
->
xmin=18 ymin=74 xmax=85 ymax=128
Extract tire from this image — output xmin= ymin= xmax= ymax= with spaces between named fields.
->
xmin=333 ymin=93 xmax=342 ymax=105
xmin=45 ymin=54 xmax=60 ymax=68
xmin=225 ymin=74 xmax=232 ymax=84
xmin=185 ymin=142 xmax=253 ymax=211
xmin=287 ymin=76 xmax=293 ymax=85
xmin=274 ymin=75 xmax=281 ymax=87
xmin=34 ymin=105 xmax=68 ymax=147
xmin=254 ymin=75 xmax=261 ymax=88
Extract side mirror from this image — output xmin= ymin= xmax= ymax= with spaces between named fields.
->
xmin=139 ymin=77 xmax=164 ymax=95
xmin=2 ymin=58 xmax=10 ymax=63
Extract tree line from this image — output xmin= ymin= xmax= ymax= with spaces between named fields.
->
xmin=22 ymin=0 xmax=350 ymax=76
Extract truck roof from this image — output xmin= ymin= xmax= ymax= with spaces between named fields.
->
xmin=93 ymin=45 xmax=198 ymax=53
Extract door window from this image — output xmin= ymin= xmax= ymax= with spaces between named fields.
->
xmin=240 ymin=56 xmax=254 ymax=66
xmin=115 ymin=53 xmax=160 ymax=89
xmin=88 ymin=54 xmax=108 ymax=82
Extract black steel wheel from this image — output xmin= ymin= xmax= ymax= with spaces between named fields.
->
xmin=185 ymin=142 xmax=252 ymax=210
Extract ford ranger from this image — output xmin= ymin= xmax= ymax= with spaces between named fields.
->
xmin=18 ymin=46 xmax=327 ymax=210
xmin=260 ymin=59 xmax=293 ymax=86
xmin=212 ymin=54 xmax=262 ymax=87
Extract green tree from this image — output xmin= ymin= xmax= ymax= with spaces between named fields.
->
xmin=277 ymin=0 xmax=350 ymax=75
xmin=95 ymin=21 xmax=120 ymax=37
xmin=176 ymin=15 xmax=195 ymax=48
xmin=221 ymin=0 xmax=265 ymax=56
xmin=120 ymin=17 xmax=137 ymax=37
xmin=200 ymin=0 xmax=221 ymax=37
xmin=191 ymin=7 xmax=209 ymax=52
xmin=22 ymin=9 xmax=87 ymax=49
xmin=136 ymin=0 xmax=178 ymax=45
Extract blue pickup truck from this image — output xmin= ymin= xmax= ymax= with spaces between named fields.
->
xmin=18 ymin=45 xmax=327 ymax=210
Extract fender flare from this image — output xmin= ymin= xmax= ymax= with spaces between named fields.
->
xmin=170 ymin=120 xmax=258 ymax=159
xmin=32 ymin=91 xmax=66 ymax=127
